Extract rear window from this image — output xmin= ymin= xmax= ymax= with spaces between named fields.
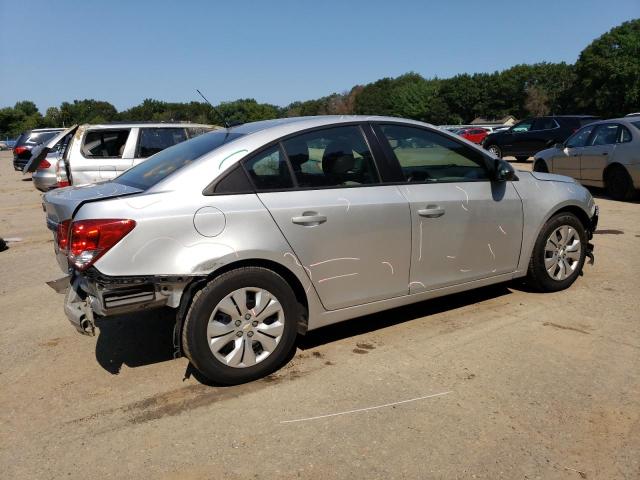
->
xmin=16 ymin=131 xmax=59 ymax=147
xmin=114 ymin=130 xmax=244 ymax=190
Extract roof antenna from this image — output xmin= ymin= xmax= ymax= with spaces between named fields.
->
xmin=196 ymin=89 xmax=230 ymax=129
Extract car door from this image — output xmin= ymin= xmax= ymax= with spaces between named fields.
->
xmin=246 ymin=124 xmax=411 ymax=311
xmin=551 ymin=124 xmax=596 ymax=179
xmin=70 ymin=128 xmax=134 ymax=185
xmin=502 ymin=119 xmax=534 ymax=156
xmin=373 ymin=123 xmax=523 ymax=293
xmin=580 ymin=123 xmax=619 ymax=182
xmin=528 ymin=117 xmax=560 ymax=154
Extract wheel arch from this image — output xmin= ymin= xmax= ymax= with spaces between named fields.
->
xmin=549 ymin=204 xmax=593 ymax=234
xmin=174 ymin=258 xmax=310 ymax=357
xmin=602 ymin=162 xmax=628 ymax=182
xmin=533 ymin=157 xmax=550 ymax=172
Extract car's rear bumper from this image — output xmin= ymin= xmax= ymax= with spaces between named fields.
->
xmin=32 ymin=171 xmax=57 ymax=191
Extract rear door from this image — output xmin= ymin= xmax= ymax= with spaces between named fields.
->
xmin=246 ymin=124 xmax=411 ymax=311
xmin=373 ymin=123 xmax=523 ymax=293
xmin=528 ymin=117 xmax=560 ymax=154
xmin=69 ymin=128 xmax=134 ymax=185
xmin=580 ymin=123 xmax=618 ymax=182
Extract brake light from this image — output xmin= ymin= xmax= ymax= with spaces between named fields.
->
xmin=37 ymin=159 xmax=51 ymax=170
xmin=56 ymin=220 xmax=71 ymax=253
xmin=55 ymin=160 xmax=70 ymax=187
xmin=14 ymin=146 xmax=28 ymax=155
xmin=68 ymin=219 xmax=136 ymax=270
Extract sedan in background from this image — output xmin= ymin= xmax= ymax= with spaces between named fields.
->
xmin=457 ymin=127 xmax=489 ymax=144
xmin=533 ymin=118 xmax=639 ymax=200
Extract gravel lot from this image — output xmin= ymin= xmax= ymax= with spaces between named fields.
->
xmin=1 ymin=151 xmax=638 ymax=479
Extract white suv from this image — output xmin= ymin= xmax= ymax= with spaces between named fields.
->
xmin=28 ymin=122 xmax=214 ymax=187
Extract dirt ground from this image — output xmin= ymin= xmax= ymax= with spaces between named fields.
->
xmin=1 ymin=150 xmax=638 ymax=479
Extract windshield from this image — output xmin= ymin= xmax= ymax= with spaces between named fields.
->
xmin=114 ymin=130 xmax=244 ymax=190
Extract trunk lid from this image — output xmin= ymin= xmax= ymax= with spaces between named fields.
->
xmin=23 ymin=125 xmax=78 ymax=173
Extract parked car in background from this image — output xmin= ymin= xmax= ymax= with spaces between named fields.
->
xmin=41 ymin=115 xmax=597 ymax=385
xmin=483 ymin=116 xmax=599 ymax=161
xmin=32 ymin=138 xmax=71 ymax=192
xmin=456 ymin=127 xmax=489 ymax=144
xmin=0 ymin=139 xmax=17 ymax=150
xmin=533 ymin=117 xmax=640 ymax=200
xmin=25 ymin=122 xmax=214 ymax=186
xmin=13 ymin=128 xmax=64 ymax=170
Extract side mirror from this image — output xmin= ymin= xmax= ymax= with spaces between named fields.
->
xmin=554 ymin=142 xmax=564 ymax=149
xmin=493 ymin=159 xmax=517 ymax=182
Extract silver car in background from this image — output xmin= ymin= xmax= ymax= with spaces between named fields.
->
xmin=534 ymin=117 xmax=640 ymax=200
xmin=41 ymin=116 xmax=598 ymax=385
xmin=26 ymin=122 xmax=214 ymax=186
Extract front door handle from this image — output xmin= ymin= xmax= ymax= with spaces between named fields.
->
xmin=418 ymin=206 xmax=445 ymax=218
xmin=601 ymin=152 xmax=608 ymax=156
xmin=292 ymin=213 xmax=327 ymax=226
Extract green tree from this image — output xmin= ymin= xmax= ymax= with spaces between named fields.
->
xmin=573 ymin=19 xmax=640 ymax=117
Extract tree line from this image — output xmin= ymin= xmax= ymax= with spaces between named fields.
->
xmin=1 ymin=19 xmax=638 ymax=138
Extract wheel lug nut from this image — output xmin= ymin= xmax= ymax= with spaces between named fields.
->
xmin=236 ymin=331 xmax=243 ymax=337
xmin=252 ymin=321 xmax=258 ymax=327
xmin=235 ymin=320 xmax=241 ymax=326
xmin=247 ymin=331 xmax=254 ymax=337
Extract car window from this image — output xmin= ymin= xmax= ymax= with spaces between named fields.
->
xmin=114 ymin=130 xmax=244 ymax=190
xmin=511 ymin=120 xmax=533 ymax=133
xmin=82 ymin=129 xmax=130 ymax=158
xmin=589 ymin=124 xmax=618 ymax=146
xmin=532 ymin=118 xmax=558 ymax=130
xmin=137 ymin=128 xmax=187 ymax=158
xmin=631 ymin=121 xmax=640 ymax=130
xmin=19 ymin=131 xmax=59 ymax=146
xmin=379 ymin=124 xmax=489 ymax=183
xmin=187 ymin=126 xmax=215 ymax=138
xmin=281 ymin=126 xmax=379 ymax=188
xmin=244 ymin=145 xmax=293 ymax=190
xmin=565 ymin=125 xmax=595 ymax=148
xmin=618 ymin=126 xmax=632 ymax=143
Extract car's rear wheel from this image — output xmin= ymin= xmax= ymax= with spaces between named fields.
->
xmin=515 ymin=156 xmax=529 ymax=162
xmin=182 ymin=267 xmax=299 ymax=385
xmin=526 ymin=213 xmax=587 ymax=292
xmin=533 ymin=160 xmax=549 ymax=173
xmin=487 ymin=145 xmax=502 ymax=158
xmin=604 ymin=165 xmax=636 ymax=201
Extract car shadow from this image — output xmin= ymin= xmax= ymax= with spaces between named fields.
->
xmin=94 ymin=307 xmax=176 ymax=375
xmin=298 ymin=283 xmax=513 ymax=350
xmin=92 ymin=283 xmax=515 ymax=376
xmin=586 ymin=186 xmax=640 ymax=204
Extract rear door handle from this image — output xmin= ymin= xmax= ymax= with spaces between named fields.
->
xmin=601 ymin=152 xmax=608 ymax=156
xmin=418 ymin=206 xmax=445 ymax=218
xmin=292 ymin=213 xmax=327 ymax=226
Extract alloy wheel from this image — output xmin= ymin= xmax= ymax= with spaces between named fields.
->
xmin=206 ymin=287 xmax=285 ymax=368
xmin=544 ymin=225 xmax=582 ymax=280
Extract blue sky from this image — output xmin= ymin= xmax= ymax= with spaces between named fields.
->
xmin=1 ymin=0 xmax=638 ymax=112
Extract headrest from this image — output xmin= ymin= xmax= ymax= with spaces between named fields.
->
xmin=322 ymin=140 xmax=355 ymax=175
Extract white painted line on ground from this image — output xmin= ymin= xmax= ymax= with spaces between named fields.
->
xmin=280 ymin=391 xmax=452 ymax=424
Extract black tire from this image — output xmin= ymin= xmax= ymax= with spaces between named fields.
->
xmin=533 ymin=160 xmax=549 ymax=173
xmin=515 ymin=156 xmax=529 ymax=162
xmin=486 ymin=144 xmax=502 ymax=158
xmin=182 ymin=267 xmax=299 ymax=385
xmin=526 ymin=213 xmax=587 ymax=292
xmin=604 ymin=165 xmax=636 ymax=201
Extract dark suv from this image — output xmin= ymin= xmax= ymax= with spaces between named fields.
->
xmin=482 ymin=116 xmax=599 ymax=161
xmin=12 ymin=128 xmax=64 ymax=171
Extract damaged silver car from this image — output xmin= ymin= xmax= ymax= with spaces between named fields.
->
xmin=41 ymin=116 xmax=598 ymax=384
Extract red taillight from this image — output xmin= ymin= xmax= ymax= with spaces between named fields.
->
xmin=14 ymin=146 xmax=28 ymax=155
xmin=68 ymin=219 xmax=136 ymax=270
xmin=56 ymin=219 xmax=71 ymax=253
xmin=57 ymin=180 xmax=70 ymax=187
xmin=37 ymin=159 xmax=51 ymax=170
xmin=55 ymin=160 xmax=70 ymax=187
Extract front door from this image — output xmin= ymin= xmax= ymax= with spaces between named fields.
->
xmin=504 ymin=119 xmax=535 ymax=156
xmin=245 ymin=125 xmax=411 ymax=311
xmin=580 ymin=123 xmax=619 ymax=182
xmin=552 ymin=123 xmax=597 ymax=179
xmin=374 ymin=123 xmax=523 ymax=293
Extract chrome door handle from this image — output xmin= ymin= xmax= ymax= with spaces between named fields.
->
xmin=291 ymin=214 xmax=327 ymax=225
xmin=418 ymin=206 xmax=445 ymax=218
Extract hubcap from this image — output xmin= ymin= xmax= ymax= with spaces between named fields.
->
xmin=544 ymin=225 xmax=582 ymax=281
xmin=206 ymin=287 xmax=285 ymax=368
xmin=489 ymin=146 xmax=500 ymax=157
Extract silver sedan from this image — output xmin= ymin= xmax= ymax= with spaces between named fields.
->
xmin=40 ymin=116 xmax=599 ymax=384
xmin=533 ymin=117 xmax=640 ymax=200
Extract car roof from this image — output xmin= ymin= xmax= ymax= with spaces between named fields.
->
xmin=79 ymin=122 xmax=214 ymax=129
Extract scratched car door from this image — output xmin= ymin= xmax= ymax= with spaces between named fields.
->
xmin=248 ymin=125 xmax=411 ymax=311
xmin=374 ymin=123 xmax=523 ymax=293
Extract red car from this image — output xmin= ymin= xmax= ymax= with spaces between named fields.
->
xmin=456 ymin=127 xmax=489 ymax=144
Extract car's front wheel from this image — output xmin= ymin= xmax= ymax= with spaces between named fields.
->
xmin=183 ymin=267 xmax=299 ymax=385
xmin=526 ymin=212 xmax=587 ymax=292
xmin=486 ymin=145 xmax=502 ymax=158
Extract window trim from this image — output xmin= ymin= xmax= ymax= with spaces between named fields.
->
xmin=531 ymin=117 xmax=560 ymax=132
xmin=80 ymin=128 xmax=132 ymax=160
xmin=370 ymin=121 xmax=498 ymax=185
xmin=617 ymin=124 xmax=632 ymax=144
